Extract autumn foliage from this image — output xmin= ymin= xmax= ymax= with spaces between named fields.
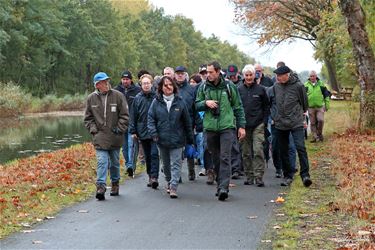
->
xmin=328 ymin=129 xmax=375 ymax=223
xmin=0 ymin=143 xmax=96 ymax=238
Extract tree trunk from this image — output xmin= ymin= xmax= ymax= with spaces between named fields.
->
xmin=339 ymin=0 xmax=375 ymax=128
xmin=323 ymin=53 xmax=340 ymax=92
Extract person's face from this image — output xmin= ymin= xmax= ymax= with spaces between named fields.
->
xmin=141 ymin=78 xmax=152 ymax=93
xmin=162 ymin=79 xmax=174 ymax=96
xmin=189 ymin=79 xmax=197 ymax=86
xmin=255 ymin=65 xmax=262 ymax=78
xmin=96 ymin=80 xmax=110 ymax=93
xmin=229 ymin=74 xmax=239 ymax=82
xmin=309 ymin=74 xmax=317 ymax=83
xmin=121 ymin=77 xmax=132 ymax=87
xmin=276 ymin=73 xmax=290 ymax=84
xmin=207 ymin=65 xmax=220 ymax=82
xmin=243 ymin=71 xmax=255 ymax=85
xmin=175 ymin=71 xmax=186 ymax=83
xmin=163 ymin=69 xmax=174 ymax=78
xmin=199 ymin=71 xmax=207 ymax=81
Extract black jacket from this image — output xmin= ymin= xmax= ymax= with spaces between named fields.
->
xmin=115 ymin=83 xmax=141 ymax=113
xmin=148 ymin=95 xmax=194 ymax=148
xmin=259 ymin=74 xmax=274 ymax=88
xmin=271 ymin=74 xmax=308 ymax=130
xmin=238 ymin=81 xmax=270 ymax=129
xmin=128 ymin=91 xmax=156 ymax=140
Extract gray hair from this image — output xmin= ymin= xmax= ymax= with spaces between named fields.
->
xmin=242 ymin=64 xmax=255 ymax=75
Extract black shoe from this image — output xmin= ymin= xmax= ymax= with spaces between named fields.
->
xmin=275 ymin=170 xmax=282 ymax=178
xmin=281 ymin=178 xmax=293 ymax=186
xmin=218 ymin=189 xmax=229 ymax=201
xmin=127 ymin=168 xmax=134 ymax=178
xmin=231 ymin=172 xmax=240 ymax=180
xmin=151 ymin=178 xmax=159 ymax=189
xmin=179 ymin=177 xmax=182 ymax=183
xmin=255 ymin=178 xmax=265 ymax=187
xmin=96 ymin=184 xmax=106 ymax=201
xmin=302 ymin=176 xmax=312 ymax=187
xmin=244 ymin=178 xmax=254 ymax=185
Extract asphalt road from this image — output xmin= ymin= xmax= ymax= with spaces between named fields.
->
xmin=1 ymin=163 xmax=282 ymax=249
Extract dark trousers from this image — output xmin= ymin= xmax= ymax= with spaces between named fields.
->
xmin=231 ymin=129 xmax=243 ymax=174
xmin=140 ymin=139 xmax=160 ymax=178
xmin=206 ymin=129 xmax=233 ymax=191
xmin=277 ymin=127 xmax=310 ymax=179
xmin=271 ymin=126 xmax=297 ymax=173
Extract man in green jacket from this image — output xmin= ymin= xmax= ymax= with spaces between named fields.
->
xmin=304 ymin=70 xmax=330 ymax=142
xmin=196 ymin=61 xmax=246 ymax=201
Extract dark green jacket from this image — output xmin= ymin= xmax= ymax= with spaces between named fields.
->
xmin=195 ymin=75 xmax=246 ymax=132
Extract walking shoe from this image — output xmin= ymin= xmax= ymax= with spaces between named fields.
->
xmin=169 ymin=189 xmax=178 ymax=199
xmin=188 ymin=169 xmax=196 ymax=181
xmin=198 ymin=169 xmax=206 ymax=176
xmin=147 ymin=177 xmax=152 ymax=187
xmin=280 ymin=178 xmax=293 ymax=186
xmin=150 ymin=178 xmax=159 ymax=189
xmin=126 ymin=168 xmax=134 ymax=178
xmin=206 ymin=169 xmax=215 ymax=185
xmin=244 ymin=177 xmax=254 ymax=185
xmin=275 ymin=170 xmax=282 ymax=178
xmin=231 ymin=172 xmax=240 ymax=180
xmin=179 ymin=177 xmax=182 ymax=183
xmin=310 ymin=138 xmax=318 ymax=143
xmin=218 ymin=189 xmax=228 ymax=201
xmin=165 ymin=184 xmax=170 ymax=194
xmin=318 ymin=135 xmax=324 ymax=142
xmin=95 ymin=184 xmax=106 ymax=201
xmin=255 ymin=177 xmax=265 ymax=187
xmin=110 ymin=181 xmax=119 ymax=196
xmin=302 ymin=176 xmax=312 ymax=187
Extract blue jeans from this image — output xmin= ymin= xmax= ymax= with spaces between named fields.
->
xmin=96 ymin=149 xmax=120 ymax=185
xmin=140 ymin=139 xmax=159 ymax=178
xmin=158 ymin=146 xmax=183 ymax=191
xmin=277 ymin=127 xmax=310 ymax=179
xmin=195 ymin=132 xmax=204 ymax=168
xmin=122 ymin=131 xmax=139 ymax=171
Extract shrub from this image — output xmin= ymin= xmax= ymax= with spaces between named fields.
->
xmin=0 ymin=82 xmax=31 ymax=118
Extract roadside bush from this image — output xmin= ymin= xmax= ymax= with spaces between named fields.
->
xmin=0 ymin=82 xmax=31 ymax=118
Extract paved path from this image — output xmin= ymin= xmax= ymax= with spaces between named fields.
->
xmin=1 ymin=164 xmax=282 ymax=249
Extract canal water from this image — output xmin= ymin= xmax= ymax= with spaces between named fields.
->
xmin=0 ymin=115 xmax=91 ymax=164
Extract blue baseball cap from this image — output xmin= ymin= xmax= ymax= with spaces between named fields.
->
xmin=93 ymin=72 xmax=110 ymax=85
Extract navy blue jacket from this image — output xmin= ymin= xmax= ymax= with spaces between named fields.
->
xmin=238 ymin=80 xmax=270 ymax=129
xmin=148 ymin=95 xmax=194 ymax=148
xmin=128 ymin=91 xmax=156 ymax=140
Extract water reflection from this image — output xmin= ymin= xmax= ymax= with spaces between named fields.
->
xmin=0 ymin=116 xmax=90 ymax=164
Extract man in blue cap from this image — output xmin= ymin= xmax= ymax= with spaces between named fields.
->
xmin=84 ymin=72 xmax=129 ymax=200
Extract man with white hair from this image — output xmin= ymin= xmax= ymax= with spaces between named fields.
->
xmin=238 ymin=65 xmax=270 ymax=186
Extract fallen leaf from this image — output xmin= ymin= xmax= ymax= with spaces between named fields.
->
xmin=357 ymin=230 xmax=371 ymax=236
xmin=276 ymin=213 xmax=285 ymax=217
xmin=246 ymin=216 xmax=258 ymax=219
xmin=269 ymin=200 xmax=275 ymax=203
xmin=45 ymin=216 xmax=55 ymax=220
xmin=275 ymin=196 xmax=285 ymax=203
xmin=273 ymin=225 xmax=282 ymax=229
xmin=78 ymin=210 xmax=88 ymax=213
xmin=22 ymin=230 xmax=35 ymax=233
xmin=32 ymin=240 xmax=43 ymax=244
xmin=20 ymin=223 xmax=31 ymax=228
xmin=261 ymin=240 xmax=272 ymax=243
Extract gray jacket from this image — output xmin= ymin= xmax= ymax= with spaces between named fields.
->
xmin=269 ymin=74 xmax=308 ymax=130
xmin=84 ymin=89 xmax=129 ymax=150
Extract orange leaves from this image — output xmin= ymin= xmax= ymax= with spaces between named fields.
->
xmin=328 ymin=129 xmax=375 ymax=223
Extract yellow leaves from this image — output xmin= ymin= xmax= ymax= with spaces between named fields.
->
xmin=275 ymin=196 xmax=285 ymax=203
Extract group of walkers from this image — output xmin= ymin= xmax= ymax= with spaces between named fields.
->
xmin=84 ymin=60 xmax=330 ymax=201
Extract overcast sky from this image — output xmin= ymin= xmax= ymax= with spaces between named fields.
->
xmin=148 ymin=0 xmax=322 ymax=73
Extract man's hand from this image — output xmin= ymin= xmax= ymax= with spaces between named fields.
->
xmin=205 ymin=100 xmax=218 ymax=109
xmin=132 ymin=134 xmax=138 ymax=139
xmin=238 ymin=128 xmax=246 ymax=141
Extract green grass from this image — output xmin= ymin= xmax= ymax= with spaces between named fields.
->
xmin=259 ymin=101 xmax=362 ymax=249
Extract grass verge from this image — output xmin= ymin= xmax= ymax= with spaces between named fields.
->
xmin=259 ymin=101 xmax=375 ymax=249
xmin=0 ymin=143 xmax=143 ymax=238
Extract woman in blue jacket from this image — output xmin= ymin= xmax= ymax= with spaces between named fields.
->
xmin=148 ymin=76 xmax=194 ymax=198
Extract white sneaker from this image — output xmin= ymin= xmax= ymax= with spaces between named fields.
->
xmin=198 ymin=169 xmax=206 ymax=176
